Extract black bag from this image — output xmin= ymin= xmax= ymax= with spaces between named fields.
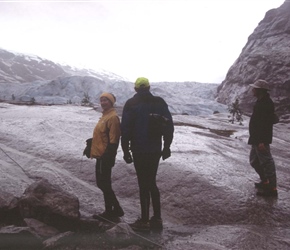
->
xmin=148 ymin=97 xmax=170 ymax=138
xmin=148 ymin=113 xmax=170 ymax=137
xmin=83 ymin=138 xmax=92 ymax=158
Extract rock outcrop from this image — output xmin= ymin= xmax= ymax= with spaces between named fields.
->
xmin=18 ymin=179 xmax=81 ymax=231
xmin=216 ymin=0 xmax=290 ymax=115
xmin=0 ymin=178 xmax=141 ymax=249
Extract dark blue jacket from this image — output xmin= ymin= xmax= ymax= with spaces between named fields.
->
xmin=121 ymin=90 xmax=174 ymax=153
xmin=248 ymin=93 xmax=274 ymax=145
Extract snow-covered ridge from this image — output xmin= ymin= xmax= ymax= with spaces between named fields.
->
xmin=0 ymin=48 xmax=127 ymax=84
xmin=0 ymin=47 xmax=227 ymax=115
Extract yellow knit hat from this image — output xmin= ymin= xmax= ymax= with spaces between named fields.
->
xmin=135 ymin=77 xmax=150 ymax=89
xmin=100 ymin=92 xmax=116 ymax=105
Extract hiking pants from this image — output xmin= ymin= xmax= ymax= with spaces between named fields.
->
xmin=249 ymin=144 xmax=277 ymax=188
xmin=95 ymin=159 xmax=120 ymax=212
xmin=133 ymin=152 xmax=161 ymax=221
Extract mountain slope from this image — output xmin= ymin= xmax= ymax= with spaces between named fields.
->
xmin=0 ymin=48 xmax=68 ymax=83
xmin=0 ymin=48 xmax=127 ymax=84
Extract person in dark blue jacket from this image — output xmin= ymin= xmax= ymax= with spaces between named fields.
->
xmin=121 ymin=77 xmax=174 ymax=231
xmin=248 ymin=79 xmax=277 ymax=197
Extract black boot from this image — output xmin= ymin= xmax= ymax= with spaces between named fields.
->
xmin=112 ymin=205 xmax=124 ymax=217
xmin=256 ymin=183 xmax=278 ymax=197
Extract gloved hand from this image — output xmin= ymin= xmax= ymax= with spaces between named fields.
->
xmin=83 ymin=138 xmax=92 ymax=158
xmin=162 ymin=147 xmax=171 ymax=160
xmin=102 ymin=144 xmax=118 ymax=167
xmin=123 ymin=151 xmax=133 ymax=164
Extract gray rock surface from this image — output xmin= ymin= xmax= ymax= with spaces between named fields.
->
xmin=1 ymin=104 xmax=290 ymax=249
xmin=216 ymin=0 xmax=290 ymax=115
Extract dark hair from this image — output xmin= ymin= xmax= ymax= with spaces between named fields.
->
xmin=255 ymin=88 xmax=268 ymax=95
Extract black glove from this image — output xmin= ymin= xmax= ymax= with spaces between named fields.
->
xmin=83 ymin=138 xmax=92 ymax=158
xmin=102 ymin=144 xmax=118 ymax=167
xmin=123 ymin=151 xmax=133 ymax=164
xmin=162 ymin=147 xmax=171 ymax=160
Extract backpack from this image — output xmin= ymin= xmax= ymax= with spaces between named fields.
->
xmin=148 ymin=97 xmax=171 ymax=138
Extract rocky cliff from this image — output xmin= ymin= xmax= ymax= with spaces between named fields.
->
xmin=216 ymin=1 xmax=290 ymax=115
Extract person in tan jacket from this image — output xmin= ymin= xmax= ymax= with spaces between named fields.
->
xmin=91 ymin=92 xmax=124 ymax=221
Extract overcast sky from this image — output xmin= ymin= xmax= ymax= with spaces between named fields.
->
xmin=0 ymin=0 xmax=285 ymax=83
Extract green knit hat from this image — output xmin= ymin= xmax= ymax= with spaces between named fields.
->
xmin=135 ymin=77 xmax=150 ymax=89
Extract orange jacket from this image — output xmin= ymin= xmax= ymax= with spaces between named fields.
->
xmin=91 ymin=108 xmax=121 ymax=158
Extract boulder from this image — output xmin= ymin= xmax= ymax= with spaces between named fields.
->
xmin=18 ymin=178 xmax=80 ymax=231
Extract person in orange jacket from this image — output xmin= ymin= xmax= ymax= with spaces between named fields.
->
xmin=90 ymin=92 xmax=124 ymax=221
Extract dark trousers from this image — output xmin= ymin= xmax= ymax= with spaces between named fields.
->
xmin=250 ymin=145 xmax=277 ymax=188
xmin=133 ymin=152 xmax=161 ymax=221
xmin=95 ymin=159 xmax=120 ymax=212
